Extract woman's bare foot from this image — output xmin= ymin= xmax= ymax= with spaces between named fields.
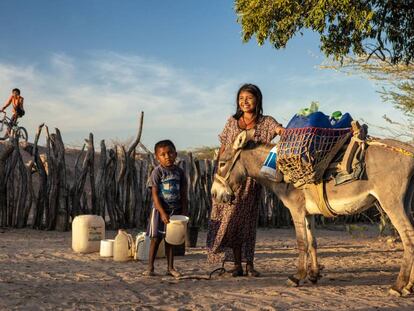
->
xmin=166 ymin=269 xmax=182 ymax=278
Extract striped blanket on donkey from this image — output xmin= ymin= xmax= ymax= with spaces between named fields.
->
xmin=261 ymin=111 xmax=353 ymax=187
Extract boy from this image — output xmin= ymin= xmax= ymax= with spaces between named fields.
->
xmin=1 ymin=88 xmax=25 ymax=126
xmin=144 ymin=139 xmax=188 ymax=277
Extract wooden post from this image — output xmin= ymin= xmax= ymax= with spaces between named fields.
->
xmin=95 ymin=140 xmax=107 ymax=219
xmin=0 ymin=141 xmax=14 ymax=226
xmin=32 ymin=124 xmax=48 ymax=229
xmin=54 ymin=129 xmax=69 ymax=231
xmin=70 ymin=133 xmax=94 ymax=217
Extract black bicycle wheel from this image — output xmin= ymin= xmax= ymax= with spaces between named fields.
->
xmin=16 ymin=127 xmax=28 ymax=142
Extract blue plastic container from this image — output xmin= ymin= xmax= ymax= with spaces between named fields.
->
xmin=286 ymin=112 xmax=332 ymax=129
xmin=331 ymin=112 xmax=353 ymax=129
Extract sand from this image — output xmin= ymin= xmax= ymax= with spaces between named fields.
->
xmin=1 ymin=226 xmax=414 ymax=310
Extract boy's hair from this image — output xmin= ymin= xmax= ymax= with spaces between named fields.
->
xmin=154 ymin=139 xmax=176 ymax=153
xmin=12 ymin=88 xmax=21 ymax=95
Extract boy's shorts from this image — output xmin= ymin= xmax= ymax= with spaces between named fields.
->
xmin=146 ymin=206 xmax=183 ymax=239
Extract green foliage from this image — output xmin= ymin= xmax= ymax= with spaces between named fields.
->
xmin=322 ymin=55 xmax=414 ymax=116
xmin=235 ymin=0 xmax=414 ymax=64
xmin=380 ymin=82 xmax=414 ymax=116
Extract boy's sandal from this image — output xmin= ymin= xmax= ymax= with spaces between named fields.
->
xmin=142 ymin=270 xmax=156 ymax=277
xmin=166 ymin=269 xmax=182 ymax=278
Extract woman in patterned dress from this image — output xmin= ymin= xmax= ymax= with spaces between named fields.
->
xmin=207 ymin=83 xmax=284 ymax=277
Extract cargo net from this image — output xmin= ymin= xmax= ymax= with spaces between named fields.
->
xmin=277 ymin=127 xmax=351 ymax=187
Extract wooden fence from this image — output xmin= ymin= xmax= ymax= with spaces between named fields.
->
xmin=0 ymin=114 xmax=382 ymax=231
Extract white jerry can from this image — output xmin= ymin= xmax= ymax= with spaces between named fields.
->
xmin=113 ymin=229 xmax=134 ymax=262
xmin=134 ymin=232 xmax=165 ymax=260
xmin=72 ymin=215 xmax=105 ymax=253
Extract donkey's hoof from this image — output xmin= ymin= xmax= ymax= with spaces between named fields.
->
xmin=308 ymin=276 xmax=318 ymax=284
xmin=401 ymin=287 xmax=411 ymax=297
xmin=402 ymin=282 xmax=413 ymax=296
xmin=286 ymin=276 xmax=300 ymax=287
xmin=389 ymin=287 xmax=402 ymax=297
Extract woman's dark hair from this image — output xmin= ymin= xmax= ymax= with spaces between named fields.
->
xmin=12 ymin=88 xmax=21 ymax=95
xmin=154 ymin=139 xmax=176 ymax=153
xmin=232 ymin=83 xmax=263 ymax=120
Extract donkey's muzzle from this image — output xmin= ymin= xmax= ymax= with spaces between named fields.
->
xmin=211 ymin=179 xmax=233 ymax=203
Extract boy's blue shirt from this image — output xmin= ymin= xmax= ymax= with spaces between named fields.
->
xmin=149 ymin=164 xmax=185 ymax=211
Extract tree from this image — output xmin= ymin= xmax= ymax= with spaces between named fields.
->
xmin=323 ymin=56 xmax=414 ymax=114
xmin=235 ymin=0 xmax=414 ymax=65
xmin=322 ymin=55 xmax=414 ymax=141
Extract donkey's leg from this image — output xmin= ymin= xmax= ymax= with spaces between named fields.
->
xmin=305 ymin=215 xmax=321 ymax=283
xmin=402 ymin=257 xmax=414 ymax=296
xmin=402 ymin=185 xmax=414 ymax=296
xmin=286 ymin=208 xmax=309 ymax=287
xmin=400 ymin=229 xmax=414 ymax=296
xmin=380 ymin=197 xmax=414 ymax=296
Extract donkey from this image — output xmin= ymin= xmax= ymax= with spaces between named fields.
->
xmin=211 ymin=130 xmax=414 ymax=296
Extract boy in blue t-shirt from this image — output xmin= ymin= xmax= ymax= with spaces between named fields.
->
xmin=144 ymin=139 xmax=188 ymax=277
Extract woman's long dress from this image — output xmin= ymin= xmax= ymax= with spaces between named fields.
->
xmin=207 ymin=115 xmax=282 ymax=264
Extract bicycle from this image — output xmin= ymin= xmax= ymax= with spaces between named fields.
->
xmin=0 ymin=111 xmax=28 ymax=142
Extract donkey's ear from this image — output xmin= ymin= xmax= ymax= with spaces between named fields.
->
xmin=233 ymin=129 xmax=256 ymax=150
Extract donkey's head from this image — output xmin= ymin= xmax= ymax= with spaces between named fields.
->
xmin=211 ymin=129 xmax=255 ymax=203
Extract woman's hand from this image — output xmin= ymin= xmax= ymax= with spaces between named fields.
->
xmin=160 ymin=212 xmax=170 ymax=224
xmin=276 ymin=126 xmax=285 ymax=136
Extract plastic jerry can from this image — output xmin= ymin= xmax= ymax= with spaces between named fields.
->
xmin=134 ymin=232 xmax=165 ymax=260
xmin=113 ymin=229 xmax=134 ymax=262
xmin=72 ymin=215 xmax=105 ymax=253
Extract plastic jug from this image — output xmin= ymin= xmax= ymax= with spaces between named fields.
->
xmin=134 ymin=232 xmax=165 ymax=260
xmin=100 ymin=239 xmax=114 ymax=257
xmin=113 ymin=229 xmax=134 ymax=262
xmin=260 ymin=146 xmax=278 ymax=181
xmin=72 ymin=215 xmax=105 ymax=253
xmin=165 ymin=216 xmax=189 ymax=245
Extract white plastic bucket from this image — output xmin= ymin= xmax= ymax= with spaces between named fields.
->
xmin=100 ymin=239 xmax=114 ymax=257
xmin=165 ymin=216 xmax=189 ymax=245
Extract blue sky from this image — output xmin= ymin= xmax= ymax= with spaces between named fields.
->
xmin=0 ymin=0 xmax=406 ymax=150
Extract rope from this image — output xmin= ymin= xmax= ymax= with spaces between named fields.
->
xmin=366 ymin=138 xmax=414 ymax=158
xmin=161 ymin=264 xmax=226 ymax=281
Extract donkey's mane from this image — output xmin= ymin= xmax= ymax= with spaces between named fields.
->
xmin=244 ymin=141 xmax=275 ymax=150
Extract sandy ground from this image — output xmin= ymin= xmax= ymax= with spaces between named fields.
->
xmin=1 ymin=226 xmax=414 ymax=311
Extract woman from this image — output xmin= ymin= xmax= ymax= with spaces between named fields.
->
xmin=207 ymin=83 xmax=284 ymax=277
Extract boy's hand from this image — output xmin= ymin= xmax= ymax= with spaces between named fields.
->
xmin=160 ymin=212 xmax=170 ymax=225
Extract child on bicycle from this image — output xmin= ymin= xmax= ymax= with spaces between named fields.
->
xmin=144 ymin=139 xmax=188 ymax=277
xmin=1 ymin=88 xmax=25 ymax=126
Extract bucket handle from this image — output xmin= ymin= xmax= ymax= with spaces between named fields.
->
xmin=127 ymin=234 xmax=134 ymax=257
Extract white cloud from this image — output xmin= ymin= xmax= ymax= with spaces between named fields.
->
xmin=0 ymin=51 xmax=408 ymax=149
xmin=0 ymin=52 xmax=237 ymax=149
